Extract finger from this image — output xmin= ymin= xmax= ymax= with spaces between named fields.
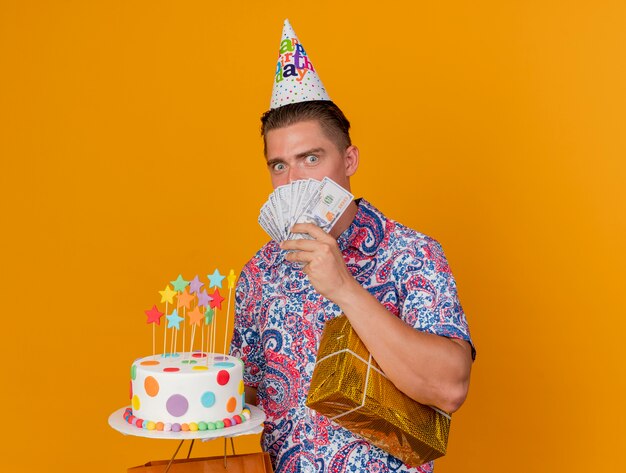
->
xmin=284 ymin=250 xmax=315 ymax=264
xmin=290 ymin=223 xmax=333 ymax=241
xmin=280 ymin=239 xmax=322 ymax=251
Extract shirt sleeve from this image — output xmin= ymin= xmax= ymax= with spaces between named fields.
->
xmin=229 ymin=261 xmax=265 ymax=387
xmin=397 ymin=236 xmax=475 ymax=359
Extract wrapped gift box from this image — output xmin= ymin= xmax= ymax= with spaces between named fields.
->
xmin=305 ymin=315 xmax=451 ymax=467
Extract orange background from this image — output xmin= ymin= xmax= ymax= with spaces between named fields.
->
xmin=1 ymin=1 xmax=625 ymax=471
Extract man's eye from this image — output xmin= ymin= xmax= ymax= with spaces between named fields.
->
xmin=305 ymin=155 xmax=319 ymax=164
xmin=272 ymin=163 xmax=286 ymax=171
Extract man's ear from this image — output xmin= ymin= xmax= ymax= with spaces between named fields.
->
xmin=344 ymin=145 xmax=360 ymax=177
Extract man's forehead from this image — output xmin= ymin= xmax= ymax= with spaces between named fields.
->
xmin=265 ymin=123 xmax=333 ymax=159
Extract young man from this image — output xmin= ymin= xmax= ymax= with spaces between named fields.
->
xmin=230 ymin=21 xmax=474 ymax=473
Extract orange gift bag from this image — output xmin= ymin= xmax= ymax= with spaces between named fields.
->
xmin=128 ymin=451 xmax=273 ymax=473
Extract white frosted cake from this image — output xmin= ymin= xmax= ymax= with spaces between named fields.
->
xmin=124 ymin=352 xmax=249 ymax=432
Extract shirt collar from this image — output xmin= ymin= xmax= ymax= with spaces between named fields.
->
xmin=337 ymin=198 xmax=388 ymax=255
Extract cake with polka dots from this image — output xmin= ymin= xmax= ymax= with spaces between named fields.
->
xmin=125 ymin=352 xmax=249 ymax=433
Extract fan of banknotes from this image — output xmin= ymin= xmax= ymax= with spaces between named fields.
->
xmin=258 ymin=177 xmax=354 ymax=242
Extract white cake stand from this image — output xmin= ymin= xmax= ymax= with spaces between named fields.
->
xmin=108 ymin=404 xmax=265 ymax=440
xmin=109 ymin=405 xmax=266 ymax=473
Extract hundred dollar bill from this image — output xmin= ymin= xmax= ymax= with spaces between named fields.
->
xmin=290 ymin=179 xmax=317 ymax=229
xmin=271 ymin=183 xmax=291 ymax=240
xmin=258 ymin=204 xmax=280 ymax=242
xmin=291 ymin=177 xmax=354 ymax=238
xmin=263 ymin=195 xmax=282 ymax=241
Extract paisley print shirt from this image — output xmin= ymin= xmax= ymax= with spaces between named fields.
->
xmin=230 ymin=199 xmax=473 ymax=473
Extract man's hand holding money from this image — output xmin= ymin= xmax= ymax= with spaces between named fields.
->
xmin=260 ymin=176 xmax=360 ymax=303
xmin=280 ymin=223 xmax=359 ymax=304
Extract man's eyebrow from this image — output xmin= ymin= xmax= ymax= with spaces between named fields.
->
xmin=266 ymin=158 xmax=284 ymax=167
xmin=266 ymin=148 xmax=326 ymax=166
xmin=295 ymin=148 xmax=325 ymax=159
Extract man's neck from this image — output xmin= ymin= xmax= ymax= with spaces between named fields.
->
xmin=330 ymin=200 xmax=359 ymax=240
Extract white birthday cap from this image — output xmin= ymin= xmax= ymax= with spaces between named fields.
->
xmin=270 ymin=19 xmax=331 ymax=109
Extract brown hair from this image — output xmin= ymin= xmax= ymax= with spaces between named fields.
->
xmin=260 ymin=100 xmax=351 ymax=155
